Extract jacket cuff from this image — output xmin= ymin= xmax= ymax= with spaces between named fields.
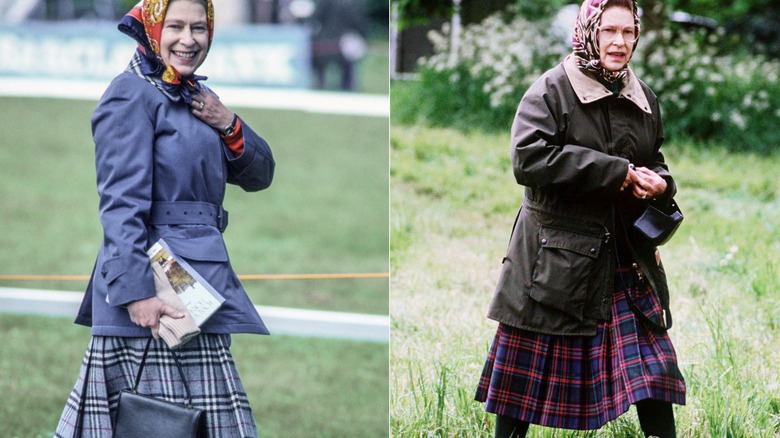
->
xmin=101 ymin=253 xmax=156 ymax=307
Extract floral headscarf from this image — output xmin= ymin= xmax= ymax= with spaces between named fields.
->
xmin=572 ymin=0 xmax=640 ymax=83
xmin=118 ymin=0 xmax=215 ymax=103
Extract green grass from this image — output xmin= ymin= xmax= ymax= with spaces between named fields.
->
xmin=0 ymin=314 xmax=389 ymax=437
xmin=0 ymin=96 xmax=389 ymax=436
xmin=390 ymin=124 xmax=780 ymax=436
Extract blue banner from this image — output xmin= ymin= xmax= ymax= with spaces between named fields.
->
xmin=0 ymin=21 xmax=311 ymax=88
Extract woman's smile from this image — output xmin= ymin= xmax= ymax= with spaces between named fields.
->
xmin=173 ymin=50 xmax=197 ymax=60
xmin=160 ymin=0 xmax=210 ymax=77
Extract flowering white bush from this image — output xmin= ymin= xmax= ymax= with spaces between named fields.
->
xmin=421 ymin=10 xmax=570 ymax=109
xmin=413 ymin=8 xmax=780 ymax=151
xmin=632 ymin=28 xmax=780 ymax=148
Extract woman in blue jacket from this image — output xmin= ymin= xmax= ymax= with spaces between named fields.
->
xmin=55 ymin=0 xmax=274 ymax=436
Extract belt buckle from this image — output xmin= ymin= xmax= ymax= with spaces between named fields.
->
xmin=217 ymin=206 xmax=229 ymax=232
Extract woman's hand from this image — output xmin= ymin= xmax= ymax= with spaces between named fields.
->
xmin=190 ymin=91 xmax=234 ymax=133
xmin=621 ymin=164 xmax=639 ymax=192
xmin=127 ymin=296 xmax=185 ymax=339
xmin=631 ymin=167 xmax=667 ymax=200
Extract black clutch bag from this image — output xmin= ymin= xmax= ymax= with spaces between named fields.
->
xmin=633 ymin=199 xmax=684 ymax=246
xmin=114 ymin=338 xmax=206 ymax=438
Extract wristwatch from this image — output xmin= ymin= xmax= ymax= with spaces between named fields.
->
xmin=221 ymin=114 xmax=238 ymax=136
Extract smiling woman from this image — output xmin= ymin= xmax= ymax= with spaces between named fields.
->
xmin=53 ymin=0 xmax=277 ymax=436
xmin=159 ymin=0 xmax=210 ymax=78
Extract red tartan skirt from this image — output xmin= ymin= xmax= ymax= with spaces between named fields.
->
xmin=475 ymin=269 xmax=686 ymax=430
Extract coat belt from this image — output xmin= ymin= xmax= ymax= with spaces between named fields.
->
xmin=148 ymin=201 xmax=229 ymax=232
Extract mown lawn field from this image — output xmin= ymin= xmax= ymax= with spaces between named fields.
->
xmin=0 ymin=96 xmax=389 ymax=437
xmin=390 ymin=123 xmax=780 ymax=437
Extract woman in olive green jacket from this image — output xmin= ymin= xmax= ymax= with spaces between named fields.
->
xmin=475 ymin=0 xmax=686 ymax=437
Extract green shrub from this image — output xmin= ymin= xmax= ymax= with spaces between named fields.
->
xmin=633 ymin=28 xmax=780 ymax=153
xmin=395 ymin=8 xmax=780 ymax=153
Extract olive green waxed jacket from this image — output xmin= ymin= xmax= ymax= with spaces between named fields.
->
xmin=486 ymin=55 xmax=677 ymax=336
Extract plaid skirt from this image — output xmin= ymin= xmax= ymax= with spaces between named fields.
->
xmin=475 ymin=269 xmax=686 ymax=430
xmin=55 ymin=334 xmax=258 ymax=438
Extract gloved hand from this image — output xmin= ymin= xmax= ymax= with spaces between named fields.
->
xmin=151 ymin=262 xmax=201 ymax=349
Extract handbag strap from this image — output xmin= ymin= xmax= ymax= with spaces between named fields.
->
xmin=134 ymin=337 xmax=196 ymax=408
xmin=613 ymin=206 xmax=672 ymax=334
xmin=623 ymin=280 xmax=673 ymax=334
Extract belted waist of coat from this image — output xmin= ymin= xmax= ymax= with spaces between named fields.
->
xmin=148 ymin=201 xmax=229 ymax=232
xmin=523 ymin=191 xmax=608 ymax=236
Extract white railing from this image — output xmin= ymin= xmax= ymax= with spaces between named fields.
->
xmin=0 ymin=287 xmax=389 ymax=343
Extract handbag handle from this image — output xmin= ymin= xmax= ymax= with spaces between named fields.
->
xmin=134 ymin=337 xmax=196 ymax=408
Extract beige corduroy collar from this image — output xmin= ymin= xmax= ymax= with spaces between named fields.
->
xmin=562 ymin=54 xmax=652 ymax=114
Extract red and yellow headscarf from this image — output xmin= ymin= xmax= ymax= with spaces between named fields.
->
xmin=118 ymin=0 xmax=214 ymax=102
xmin=572 ymin=0 xmax=640 ymax=83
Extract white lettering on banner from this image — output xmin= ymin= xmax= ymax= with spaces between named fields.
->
xmin=0 ymin=24 xmax=309 ymax=88
xmin=0 ymin=33 xmax=132 ymax=78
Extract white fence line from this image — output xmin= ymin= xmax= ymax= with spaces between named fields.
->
xmin=0 ymin=287 xmax=389 ymax=343
xmin=0 ymin=78 xmax=389 ymax=117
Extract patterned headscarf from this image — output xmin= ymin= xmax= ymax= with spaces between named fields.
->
xmin=118 ymin=0 xmax=215 ymax=103
xmin=572 ymin=0 xmax=640 ymax=83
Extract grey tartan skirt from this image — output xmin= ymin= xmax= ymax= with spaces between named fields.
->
xmin=55 ymin=334 xmax=258 ymax=438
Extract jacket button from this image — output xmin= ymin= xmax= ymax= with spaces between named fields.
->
xmin=541 ymin=238 xmax=548 ymax=244
xmin=602 ymin=298 xmax=609 ymax=304
xmin=101 ymin=269 xmax=107 ymax=278
xmin=590 ymin=247 xmax=597 ymax=254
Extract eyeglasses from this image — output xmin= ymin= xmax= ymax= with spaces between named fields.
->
xmin=598 ymin=26 xmax=637 ymax=44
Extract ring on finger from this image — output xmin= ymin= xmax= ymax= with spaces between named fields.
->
xmin=642 ymin=192 xmax=648 ymax=199
xmin=199 ymin=101 xmax=204 ymax=110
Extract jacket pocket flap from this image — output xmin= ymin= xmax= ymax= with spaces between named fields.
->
xmin=100 ymin=256 xmax=127 ymax=284
xmin=539 ymin=227 xmax=601 ymax=258
xmin=162 ymin=235 xmax=229 ymax=262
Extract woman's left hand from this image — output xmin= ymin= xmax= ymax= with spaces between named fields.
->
xmin=631 ymin=167 xmax=667 ymax=200
xmin=190 ymin=91 xmax=234 ymax=133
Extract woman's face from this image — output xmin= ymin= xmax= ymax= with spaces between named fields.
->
xmin=598 ymin=6 xmax=635 ymax=72
xmin=160 ymin=0 xmax=209 ymax=78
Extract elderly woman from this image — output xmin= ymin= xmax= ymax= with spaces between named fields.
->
xmin=475 ymin=0 xmax=686 ymax=437
xmin=55 ymin=0 xmax=274 ymax=436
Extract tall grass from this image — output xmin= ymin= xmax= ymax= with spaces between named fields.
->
xmin=390 ymin=124 xmax=780 ymax=436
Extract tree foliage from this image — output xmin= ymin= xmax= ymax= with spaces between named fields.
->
xmin=667 ymin=0 xmax=776 ymax=25
xmin=393 ymin=0 xmax=574 ymax=28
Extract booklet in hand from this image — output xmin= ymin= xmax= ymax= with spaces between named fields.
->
xmin=147 ymin=238 xmax=226 ymax=329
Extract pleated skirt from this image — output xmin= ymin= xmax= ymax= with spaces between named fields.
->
xmin=475 ymin=270 xmax=686 ymax=430
xmin=55 ymin=334 xmax=258 ymax=438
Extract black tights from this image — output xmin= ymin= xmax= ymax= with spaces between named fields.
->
xmin=636 ymin=398 xmax=677 ymax=438
xmin=494 ymin=414 xmax=529 ymax=438
xmin=494 ymin=399 xmax=676 ymax=438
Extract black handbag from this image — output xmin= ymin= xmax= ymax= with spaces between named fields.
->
xmin=633 ymin=199 xmax=684 ymax=246
xmin=113 ymin=338 xmax=206 ymax=438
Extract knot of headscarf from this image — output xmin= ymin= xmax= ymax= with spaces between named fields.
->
xmin=572 ymin=0 xmax=639 ymax=84
xmin=118 ymin=0 xmax=215 ymax=103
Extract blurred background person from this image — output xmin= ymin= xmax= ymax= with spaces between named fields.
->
xmin=307 ymin=0 xmax=367 ymax=91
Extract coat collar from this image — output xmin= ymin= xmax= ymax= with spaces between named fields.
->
xmin=563 ymin=54 xmax=652 ymax=114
